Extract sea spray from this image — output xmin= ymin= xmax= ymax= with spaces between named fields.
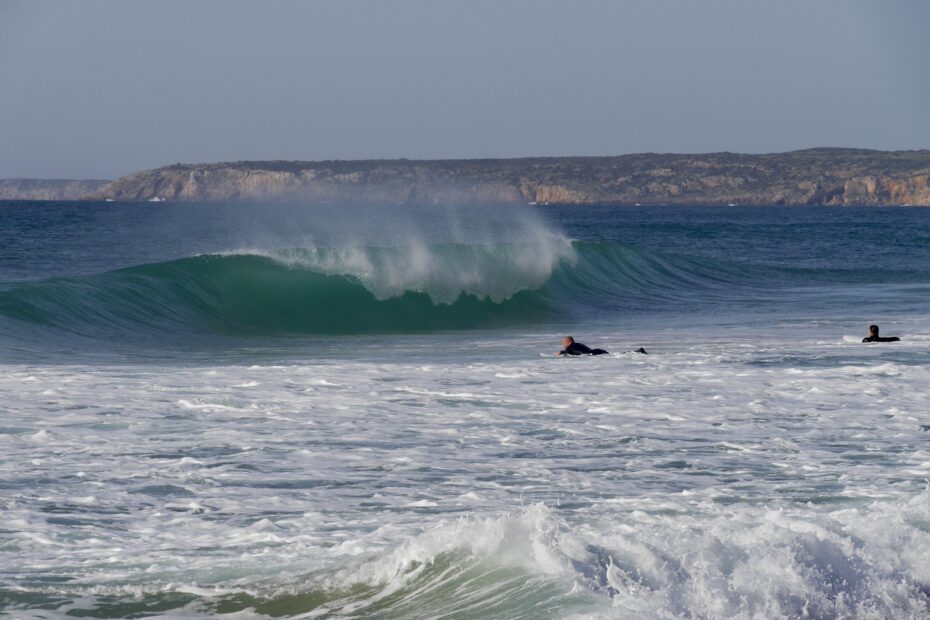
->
xmin=240 ymin=237 xmax=575 ymax=304
xmin=258 ymin=201 xmax=578 ymax=303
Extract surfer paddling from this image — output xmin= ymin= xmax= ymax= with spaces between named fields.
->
xmin=556 ymin=336 xmax=607 ymax=356
xmin=555 ymin=336 xmax=647 ymax=356
xmin=862 ymin=324 xmax=900 ymax=343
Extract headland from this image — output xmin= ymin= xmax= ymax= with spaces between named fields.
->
xmin=4 ymin=148 xmax=930 ymax=205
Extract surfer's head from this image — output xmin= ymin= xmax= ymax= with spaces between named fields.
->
xmin=868 ymin=324 xmax=879 ymax=337
xmin=562 ymin=336 xmax=574 ymax=348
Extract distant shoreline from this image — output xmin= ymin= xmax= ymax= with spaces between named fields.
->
xmin=3 ymin=148 xmax=930 ymax=206
xmin=0 ymin=179 xmax=109 ymax=202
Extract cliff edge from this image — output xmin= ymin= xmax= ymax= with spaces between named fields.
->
xmin=77 ymin=148 xmax=930 ymax=206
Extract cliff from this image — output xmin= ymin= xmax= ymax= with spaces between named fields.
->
xmin=0 ymin=179 xmax=110 ymax=201
xmin=54 ymin=148 xmax=930 ymax=206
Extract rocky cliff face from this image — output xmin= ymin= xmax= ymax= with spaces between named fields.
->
xmin=0 ymin=179 xmax=109 ymax=201
xmin=80 ymin=148 xmax=930 ymax=206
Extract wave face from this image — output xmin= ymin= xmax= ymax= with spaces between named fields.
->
xmin=0 ymin=241 xmax=568 ymax=337
xmin=1 ymin=236 xmax=927 ymax=340
xmin=0 ymin=238 xmax=790 ymax=339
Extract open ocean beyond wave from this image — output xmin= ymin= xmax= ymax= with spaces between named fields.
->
xmin=2 ymin=202 xmax=930 ymax=619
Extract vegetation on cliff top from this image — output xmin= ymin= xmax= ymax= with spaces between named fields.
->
xmin=5 ymin=149 xmax=930 ymax=205
xmin=90 ymin=148 xmax=930 ymax=206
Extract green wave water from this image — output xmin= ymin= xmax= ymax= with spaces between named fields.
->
xmin=0 ymin=240 xmax=926 ymax=340
xmin=0 ymin=242 xmax=751 ymax=338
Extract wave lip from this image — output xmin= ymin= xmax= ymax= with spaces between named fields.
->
xmin=244 ymin=232 xmax=575 ymax=304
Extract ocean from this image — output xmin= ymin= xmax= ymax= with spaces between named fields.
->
xmin=2 ymin=201 xmax=930 ymax=619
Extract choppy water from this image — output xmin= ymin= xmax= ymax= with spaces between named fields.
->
xmin=2 ymin=202 xmax=929 ymax=618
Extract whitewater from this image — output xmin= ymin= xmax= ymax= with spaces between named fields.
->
xmin=2 ymin=202 xmax=930 ymax=619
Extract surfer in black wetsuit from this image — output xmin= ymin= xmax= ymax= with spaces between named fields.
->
xmin=556 ymin=336 xmax=608 ymax=356
xmin=862 ymin=324 xmax=900 ymax=343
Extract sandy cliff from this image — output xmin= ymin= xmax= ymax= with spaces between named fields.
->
xmin=58 ymin=149 xmax=930 ymax=206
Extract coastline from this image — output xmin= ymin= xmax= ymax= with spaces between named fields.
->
xmin=3 ymin=148 xmax=930 ymax=206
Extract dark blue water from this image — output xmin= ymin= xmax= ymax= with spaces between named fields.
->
xmin=4 ymin=202 xmax=929 ymax=278
xmin=1 ymin=201 xmax=929 ymax=359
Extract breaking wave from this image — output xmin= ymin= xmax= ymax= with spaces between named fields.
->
xmin=0 ymin=238 xmax=759 ymax=339
xmin=0 ymin=238 xmax=923 ymax=339
xmin=11 ymin=499 xmax=930 ymax=618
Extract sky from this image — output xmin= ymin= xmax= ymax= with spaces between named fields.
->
xmin=1 ymin=0 xmax=928 ymax=179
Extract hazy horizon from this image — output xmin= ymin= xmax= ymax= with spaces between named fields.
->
xmin=2 ymin=0 xmax=928 ymax=179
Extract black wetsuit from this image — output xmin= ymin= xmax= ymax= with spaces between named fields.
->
xmin=560 ymin=342 xmax=608 ymax=356
xmin=862 ymin=336 xmax=900 ymax=343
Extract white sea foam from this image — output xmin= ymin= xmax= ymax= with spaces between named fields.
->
xmin=2 ymin=322 xmax=930 ymax=617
